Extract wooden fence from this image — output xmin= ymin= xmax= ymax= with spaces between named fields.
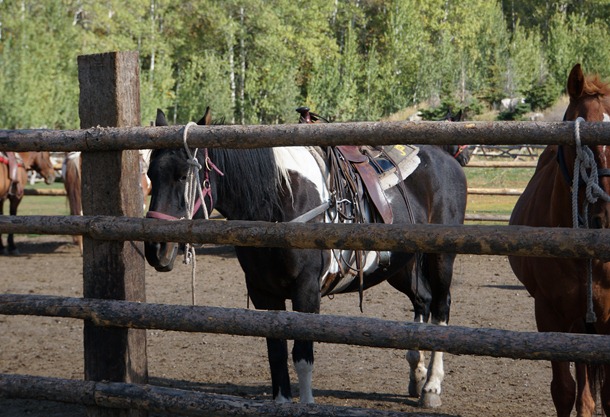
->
xmin=2 ymin=51 xmax=610 ymax=417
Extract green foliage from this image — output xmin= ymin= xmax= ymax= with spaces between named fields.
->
xmin=1 ymin=0 xmax=609 ymax=128
xmin=523 ymin=75 xmax=560 ymax=112
xmin=497 ymin=101 xmax=532 ymax=121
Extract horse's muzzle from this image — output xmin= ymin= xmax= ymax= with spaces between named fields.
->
xmin=44 ymin=172 xmax=56 ymax=185
xmin=145 ymin=241 xmax=179 ymax=272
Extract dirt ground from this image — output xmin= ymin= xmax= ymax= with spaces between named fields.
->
xmin=0 ymin=234 xmax=558 ymax=416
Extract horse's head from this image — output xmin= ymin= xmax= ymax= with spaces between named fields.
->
xmin=144 ymin=108 xmax=214 ymax=272
xmin=441 ymin=109 xmax=470 ymax=167
xmin=20 ymin=152 xmax=56 ymax=184
xmin=562 ymin=63 xmax=610 ymax=228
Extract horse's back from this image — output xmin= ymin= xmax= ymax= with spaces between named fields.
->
xmin=404 ymin=145 xmax=467 ymax=225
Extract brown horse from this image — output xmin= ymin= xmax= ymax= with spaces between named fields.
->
xmin=509 ymin=64 xmax=610 ymax=417
xmin=0 ymin=151 xmax=56 ymax=254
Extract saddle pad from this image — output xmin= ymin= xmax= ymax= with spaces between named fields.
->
xmin=377 ymin=145 xmax=420 ymax=190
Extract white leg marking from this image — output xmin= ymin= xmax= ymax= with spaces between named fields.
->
xmin=294 ymin=359 xmax=315 ymax=403
xmin=603 ymin=113 xmax=610 ymax=122
xmin=420 ymin=321 xmax=447 ymax=408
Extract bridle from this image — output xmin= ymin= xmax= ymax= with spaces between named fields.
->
xmin=452 ymin=144 xmax=469 ymax=159
xmin=146 ymin=121 xmax=224 ymax=222
xmin=144 ymin=126 xmax=224 ymax=306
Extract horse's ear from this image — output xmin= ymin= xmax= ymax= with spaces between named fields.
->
xmin=567 ymin=64 xmax=585 ymax=100
xmin=155 ymin=109 xmax=168 ymax=126
xmin=197 ymin=106 xmax=212 ymax=126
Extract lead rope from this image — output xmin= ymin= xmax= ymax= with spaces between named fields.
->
xmin=182 ymin=122 xmax=210 ymax=305
xmin=571 ymin=117 xmax=610 ymax=323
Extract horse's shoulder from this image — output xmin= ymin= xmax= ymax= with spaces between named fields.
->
xmin=511 ymin=146 xmax=561 ymax=226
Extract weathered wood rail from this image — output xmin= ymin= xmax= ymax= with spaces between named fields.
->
xmin=1 ymin=215 xmax=609 ymax=260
xmin=2 ymin=120 xmax=610 ymax=152
xmin=0 ymin=374 xmax=431 ymax=417
xmin=2 ymin=294 xmax=610 ymax=363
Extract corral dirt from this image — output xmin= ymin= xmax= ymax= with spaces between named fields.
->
xmin=0 ymin=235 xmax=558 ymax=416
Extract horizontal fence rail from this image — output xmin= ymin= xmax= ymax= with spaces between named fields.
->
xmin=2 ymin=121 xmax=610 ymax=152
xmin=23 ymin=188 xmax=67 ymax=196
xmin=0 ymin=374 xmax=434 ymax=417
xmin=465 ymin=160 xmax=538 ymax=168
xmin=2 ymin=294 xmax=610 ymax=363
xmin=465 ymin=213 xmax=511 ymax=222
xmin=467 ymin=187 xmax=524 ymax=196
xmin=0 ymin=215 xmax=609 ymax=260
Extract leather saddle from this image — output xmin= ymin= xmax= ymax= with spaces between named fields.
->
xmin=333 ymin=145 xmax=393 ymax=224
xmin=296 ymin=107 xmax=419 ymax=225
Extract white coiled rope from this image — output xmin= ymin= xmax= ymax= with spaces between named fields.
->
xmin=182 ymin=122 xmax=210 ymax=305
xmin=571 ymin=117 xmax=610 ymax=323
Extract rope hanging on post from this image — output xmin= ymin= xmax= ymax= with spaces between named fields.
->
xmin=571 ymin=117 xmax=610 ymax=323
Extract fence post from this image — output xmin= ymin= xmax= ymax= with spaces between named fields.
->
xmin=78 ymin=51 xmax=147 ymax=417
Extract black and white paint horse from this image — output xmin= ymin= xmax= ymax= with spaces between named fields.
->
xmin=144 ymin=108 xmax=468 ymax=408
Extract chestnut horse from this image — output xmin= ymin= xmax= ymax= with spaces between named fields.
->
xmin=509 ymin=64 xmax=610 ymax=417
xmin=0 ymin=151 xmax=56 ymax=254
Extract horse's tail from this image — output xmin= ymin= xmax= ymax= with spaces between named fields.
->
xmin=586 ymin=362 xmax=605 ymax=415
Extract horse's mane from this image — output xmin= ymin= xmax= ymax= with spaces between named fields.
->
xmin=210 ymin=147 xmax=286 ymax=221
xmin=197 ymin=115 xmax=287 ymax=221
xmin=584 ymin=74 xmax=610 ymax=97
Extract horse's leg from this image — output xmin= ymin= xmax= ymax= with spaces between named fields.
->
xmin=535 ymin=297 xmax=575 ymax=416
xmin=266 ymin=336 xmax=292 ymax=403
xmin=7 ymin=194 xmax=20 ymax=255
xmin=575 ymin=363 xmax=596 ymax=417
xmin=246 ymin=283 xmax=292 ymax=403
xmin=405 ymin=327 xmax=428 ymax=398
xmin=388 ymin=255 xmax=431 ymax=399
xmin=549 ymin=361 xmax=576 ymax=417
xmin=418 ymin=252 xmax=453 ymax=408
xmin=0 ymin=198 xmax=5 ymax=254
xmin=290 ymin=268 xmax=321 ymax=404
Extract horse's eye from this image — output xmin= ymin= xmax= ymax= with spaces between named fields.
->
xmin=179 ymin=175 xmax=187 ymax=182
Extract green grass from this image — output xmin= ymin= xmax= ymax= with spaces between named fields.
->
xmin=18 ymin=181 xmax=70 ymax=216
xmin=465 ymin=166 xmax=534 ymax=223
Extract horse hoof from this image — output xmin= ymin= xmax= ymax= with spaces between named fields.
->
xmin=419 ymin=392 xmax=442 ymax=408
xmin=8 ymin=248 xmax=20 ymax=256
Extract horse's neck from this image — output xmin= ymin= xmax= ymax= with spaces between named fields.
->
xmin=209 ymin=148 xmax=284 ymax=221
